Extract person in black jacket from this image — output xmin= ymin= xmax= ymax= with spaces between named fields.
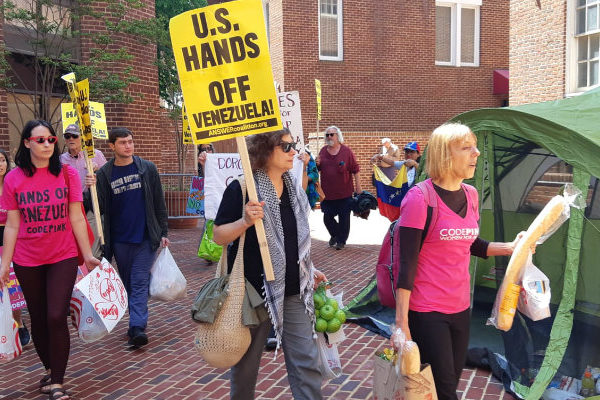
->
xmin=96 ymin=127 xmax=169 ymax=347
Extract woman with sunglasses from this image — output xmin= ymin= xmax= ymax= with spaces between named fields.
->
xmin=213 ymin=128 xmax=327 ymax=399
xmin=0 ymin=120 xmax=101 ymax=400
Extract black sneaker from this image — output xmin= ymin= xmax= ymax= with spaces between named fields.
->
xmin=128 ymin=327 xmax=148 ymax=347
xmin=335 ymin=243 xmax=345 ymax=250
xmin=328 ymin=238 xmax=336 ymax=247
xmin=18 ymin=324 xmax=30 ymax=346
xmin=265 ymin=338 xmax=277 ymax=351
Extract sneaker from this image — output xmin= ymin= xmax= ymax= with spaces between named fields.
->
xmin=328 ymin=238 xmax=336 ymax=247
xmin=18 ymin=324 xmax=31 ymax=346
xmin=128 ymin=327 xmax=148 ymax=347
xmin=335 ymin=243 xmax=345 ymax=250
xmin=265 ymin=338 xmax=277 ymax=351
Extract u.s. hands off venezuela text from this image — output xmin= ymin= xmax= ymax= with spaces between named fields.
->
xmin=170 ymin=0 xmax=282 ymax=145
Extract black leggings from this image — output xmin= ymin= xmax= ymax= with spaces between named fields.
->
xmin=409 ymin=308 xmax=470 ymax=400
xmin=13 ymin=257 xmax=78 ymax=385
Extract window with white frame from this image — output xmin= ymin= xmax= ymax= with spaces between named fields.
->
xmin=319 ymin=0 xmax=343 ymax=61
xmin=575 ymin=0 xmax=600 ymax=90
xmin=435 ymin=0 xmax=481 ymax=67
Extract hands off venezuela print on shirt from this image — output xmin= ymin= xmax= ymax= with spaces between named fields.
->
xmin=2 ymin=166 xmax=82 ymax=266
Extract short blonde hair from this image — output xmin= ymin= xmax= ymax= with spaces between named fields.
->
xmin=426 ymin=123 xmax=475 ymax=181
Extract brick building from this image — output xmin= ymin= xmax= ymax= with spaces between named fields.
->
xmin=510 ymin=0 xmax=599 ymax=203
xmin=261 ymin=0 xmax=509 ymax=189
xmin=510 ymin=0 xmax=598 ymax=105
xmin=0 ymin=0 xmax=198 ymax=174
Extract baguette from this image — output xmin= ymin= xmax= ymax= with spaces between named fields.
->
xmin=496 ymin=196 xmax=566 ymax=331
xmin=401 ymin=341 xmax=421 ymax=375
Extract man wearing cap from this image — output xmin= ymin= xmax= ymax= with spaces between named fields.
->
xmin=378 ymin=141 xmax=421 ymax=187
xmin=60 ymin=123 xmax=107 ymax=257
xmin=371 ymin=137 xmax=401 ymax=181
xmin=316 ymin=125 xmax=361 ymax=250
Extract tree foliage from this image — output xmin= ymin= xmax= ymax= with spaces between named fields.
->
xmin=155 ymin=0 xmax=207 ymax=175
xmin=0 ymin=0 xmax=156 ymax=130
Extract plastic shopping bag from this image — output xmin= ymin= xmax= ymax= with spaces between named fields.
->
xmin=517 ymin=252 xmax=551 ymax=321
xmin=70 ymin=286 xmax=108 ymax=343
xmin=0 ymin=286 xmax=22 ymax=363
xmin=150 ymin=247 xmax=187 ymax=301
xmin=316 ymin=332 xmax=342 ymax=381
xmin=197 ymin=220 xmax=223 ymax=262
xmin=75 ymin=258 xmax=128 ymax=333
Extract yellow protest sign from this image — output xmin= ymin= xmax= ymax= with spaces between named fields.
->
xmin=182 ymin=105 xmax=193 ymax=144
xmin=315 ymin=79 xmax=322 ymax=121
xmin=61 ymin=73 xmax=94 ymax=158
xmin=169 ymin=0 xmax=281 ymax=144
xmin=61 ymin=101 xmax=108 ymax=139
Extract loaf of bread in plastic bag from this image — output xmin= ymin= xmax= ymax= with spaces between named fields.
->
xmin=497 ymin=196 xmax=565 ymax=331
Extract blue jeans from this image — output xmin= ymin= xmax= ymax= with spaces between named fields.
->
xmin=112 ymin=240 xmax=156 ymax=333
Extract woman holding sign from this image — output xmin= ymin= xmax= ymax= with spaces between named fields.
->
xmin=214 ymin=128 xmax=326 ymax=399
xmin=0 ymin=120 xmax=101 ymax=400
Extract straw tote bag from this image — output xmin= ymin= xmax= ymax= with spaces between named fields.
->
xmin=193 ymin=180 xmax=251 ymax=368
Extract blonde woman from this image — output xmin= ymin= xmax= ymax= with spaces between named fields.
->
xmin=392 ymin=123 xmax=522 ymax=400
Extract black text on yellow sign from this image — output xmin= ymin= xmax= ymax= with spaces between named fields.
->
xmin=169 ymin=0 xmax=281 ymax=145
xmin=62 ymin=73 xmax=95 ymax=158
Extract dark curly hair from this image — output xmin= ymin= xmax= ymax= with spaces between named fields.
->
xmin=15 ymin=119 xmax=61 ymax=177
xmin=246 ymin=128 xmax=291 ymax=171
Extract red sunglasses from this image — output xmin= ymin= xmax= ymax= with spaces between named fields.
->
xmin=27 ymin=136 xmax=58 ymax=144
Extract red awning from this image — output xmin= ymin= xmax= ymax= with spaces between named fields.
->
xmin=493 ymin=69 xmax=509 ymax=95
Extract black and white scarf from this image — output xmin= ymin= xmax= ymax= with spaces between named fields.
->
xmin=254 ymin=169 xmax=316 ymax=352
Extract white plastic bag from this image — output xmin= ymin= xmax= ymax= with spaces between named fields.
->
xmin=75 ymin=258 xmax=128 ymax=333
xmin=149 ymin=247 xmax=187 ymax=301
xmin=324 ymin=288 xmax=346 ymax=344
xmin=316 ymin=332 xmax=342 ymax=380
xmin=70 ymin=287 xmax=108 ymax=343
xmin=0 ymin=286 xmax=21 ymax=363
xmin=517 ymin=253 xmax=551 ymax=321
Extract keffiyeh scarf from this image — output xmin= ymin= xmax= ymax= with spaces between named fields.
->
xmin=253 ymin=169 xmax=316 ymax=352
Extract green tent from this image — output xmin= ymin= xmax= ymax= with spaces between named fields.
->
xmin=428 ymin=88 xmax=600 ymax=399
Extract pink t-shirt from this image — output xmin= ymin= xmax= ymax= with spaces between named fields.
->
xmin=399 ymin=181 xmax=479 ymax=314
xmin=2 ymin=166 xmax=82 ymax=266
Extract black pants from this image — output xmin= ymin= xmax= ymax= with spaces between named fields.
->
xmin=409 ymin=308 xmax=470 ymax=400
xmin=14 ymin=257 xmax=78 ymax=385
xmin=321 ymin=197 xmax=353 ymax=245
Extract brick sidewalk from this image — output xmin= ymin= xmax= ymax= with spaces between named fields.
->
xmin=0 ymin=221 xmax=516 ymax=400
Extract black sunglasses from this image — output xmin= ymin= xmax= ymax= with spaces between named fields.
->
xmin=64 ymin=133 xmax=80 ymax=139
xmin=279 ymin=141 xmax=297 ymax=153
xmin=325 ymin=133 xmax=335 ymax=137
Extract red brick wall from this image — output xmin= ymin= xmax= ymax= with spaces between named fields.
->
xmin=277 ymin=0 xmax=508 ymax=190
xmin=509 ymin=1 xmax=566 ymax=105
xmin=80 ymin=1 xmax=167 ymax=169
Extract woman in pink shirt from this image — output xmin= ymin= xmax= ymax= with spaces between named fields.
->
xmin=392 ymin=123 xmax=522 ymax=400
xmin=0 ymin=120 xmax=100 ymax=400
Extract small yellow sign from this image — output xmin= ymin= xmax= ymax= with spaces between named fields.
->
xmin=315 ymin=79 xmax=322 ymax=121
xmin=61 ymin=101 xmax=108 ymax=140
xmin=169 ymin=0 xmax=281 ymax=144
xmin=182 ymin=105 xmax=193 ymax=144
xmin=62 ymin=73 xmax=94 ymax=158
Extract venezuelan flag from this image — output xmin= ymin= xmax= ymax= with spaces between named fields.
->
xmin=373 ymin=164 xmax=409 ymax=222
